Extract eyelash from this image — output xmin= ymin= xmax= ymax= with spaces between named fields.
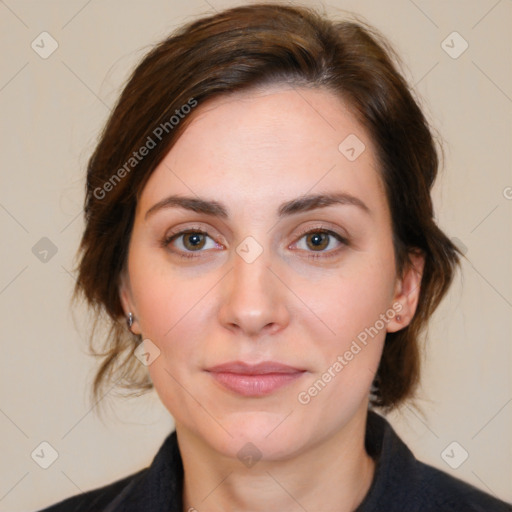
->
xmin=161 ymin=226 xmax=349 ymax=260
xmin=292 ymin=227 xmax=348 ymax=260
xmin=161 ymin=227 xmax=218 ymax=260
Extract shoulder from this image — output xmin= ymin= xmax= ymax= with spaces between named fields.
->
xmin=35 ymin=429 xmax=182 ymax=512
xmin=35 ymin=468 xmax=147 ymax=512
xmin=360 ymin=411 xmax=512 ymax=512
xmin=409 ymin=459 xmax=512 ymax=511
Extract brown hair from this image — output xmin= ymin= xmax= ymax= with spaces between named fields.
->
xmin=73 ymin=2 xmax=464 ymax=413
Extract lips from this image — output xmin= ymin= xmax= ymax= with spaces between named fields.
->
xmin=206 ymin=360 xmax=305 ymax=375
xmin=206 ymin=361 xmax=306 ymax=397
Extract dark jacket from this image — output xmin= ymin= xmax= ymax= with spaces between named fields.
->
xmin=37 ymin=410 xmax=512 ymax=511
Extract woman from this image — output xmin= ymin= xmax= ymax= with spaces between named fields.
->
xmin=38 ymin=3 xmax=511 ymax=511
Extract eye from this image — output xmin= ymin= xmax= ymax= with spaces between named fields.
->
xmin=162 ymin=226 xmax=348 ymax=260
xmin=292 ymin=228 xmax=348 ymax=259
xmin=162 ymin=229 xmax=222 ymax=259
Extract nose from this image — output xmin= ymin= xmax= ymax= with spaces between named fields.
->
xmin=217 ymin=247 xmax=290 ymax=338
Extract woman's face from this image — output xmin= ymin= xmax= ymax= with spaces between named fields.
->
xmin=120 ymin=85 xmax=421 ymax=460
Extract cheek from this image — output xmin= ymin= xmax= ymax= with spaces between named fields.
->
xmin=128 ymin=245 xmax=207 ymax=339
xmin=133 ymin=280 xmax=207 ymax=365
xmin=299 ymin=255 xmax=394 ymax=399
xmin=312 ymin=256 xmax=395 ymax=342
xmin=135 ymin=273 xmax=210 ymax=410
xmin=296 ymin=271 xmax=391 ymax=415
xmin=128 ymin=253 xmax=219 ymax=377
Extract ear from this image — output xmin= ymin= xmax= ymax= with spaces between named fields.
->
xmin=386 ymin=250 xmax=425 ymax=333
xmin=118 ymin=268 xmax=141 ymax=335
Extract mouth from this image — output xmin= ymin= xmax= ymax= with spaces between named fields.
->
xmin=205 ymin=361 xmax=307 ymax=397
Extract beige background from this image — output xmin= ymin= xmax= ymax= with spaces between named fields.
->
xmin=1 ymin=0 xmax=511 ymax=510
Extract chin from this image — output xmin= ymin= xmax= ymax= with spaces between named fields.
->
xmin=203 ymin=412 xmax=307 ymax=462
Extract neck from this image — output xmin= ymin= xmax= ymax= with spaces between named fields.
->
xmin=178 ymin=406 xmax=375 ymax=512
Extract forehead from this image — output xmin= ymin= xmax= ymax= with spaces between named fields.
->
xmin=139 ymin=85 xmax=388 ymax=219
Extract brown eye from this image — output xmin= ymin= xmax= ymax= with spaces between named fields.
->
xmin=163 ymin=229 xmax=219 ymax=258
xmin=181 ymin=232 xmax=207 ymax=251
xmin=305 ymin=232 xmax=330 ymax=251
xmin=292 ymin=228 xmax=348 ymax=260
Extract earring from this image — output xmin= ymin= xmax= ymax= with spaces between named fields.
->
xmin=127 ymin=312 xmax=134 ymax=329
xmin=396 ymin=315 xmax=402 ymax=322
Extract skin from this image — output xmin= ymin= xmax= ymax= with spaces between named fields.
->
xmin=119 ymin=85 xmax=424 ymax=512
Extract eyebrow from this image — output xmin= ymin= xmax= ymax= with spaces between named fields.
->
xmin=144 ymin=192 xmax=371 ymax=220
